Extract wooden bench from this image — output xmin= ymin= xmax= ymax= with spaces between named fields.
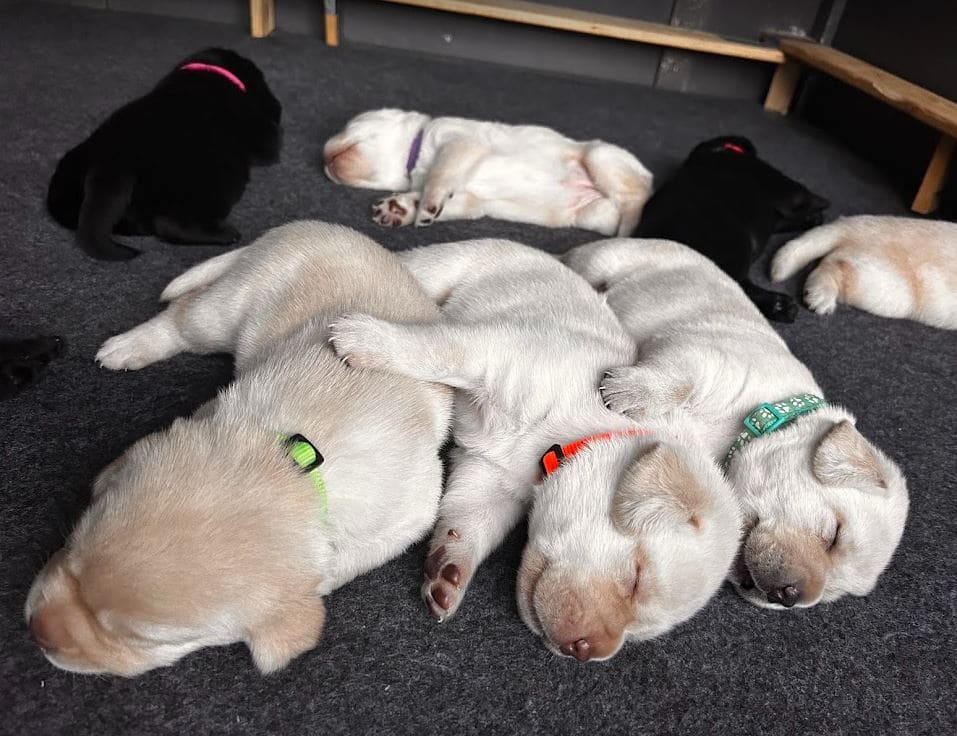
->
xmin=248 ymin=0 xmax=785 ymax=63
xmin=764 ymin=38 xmax=957 ymax=214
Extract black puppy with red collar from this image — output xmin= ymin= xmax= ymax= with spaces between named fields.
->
xmin=47 ymin=48 xmax=282 ymax=260
xmin=634 ymin=136 xmax=828 ymax=322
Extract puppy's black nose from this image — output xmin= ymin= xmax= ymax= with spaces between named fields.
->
xmin=767 ymin=585 xmax=800 ymax=607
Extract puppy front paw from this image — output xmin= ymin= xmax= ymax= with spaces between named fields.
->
xmin=421 ymin=529 xmax=473 ymax=622
xmin=372 ymin=193 xmax=418 ymax=228
xmin=329 ymin=314 xmax=398 ymax=371
xmin=766 ymin=294 xmax=799 ymax=323
xmin=600 ymin=367 xmax=653 ymax=419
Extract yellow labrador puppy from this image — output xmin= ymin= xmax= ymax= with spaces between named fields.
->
xmin=330 ymin=240 xmax=741 ymax=661
xmin=25 ymin=221 xmax=451 ymax=676
xmin=566 ymin=238 xmax=909 ymax=610
xmin=771 ymin=215 xmax=957 ymax=328
xmin=323 ymin=108 xmax=653 ymax=235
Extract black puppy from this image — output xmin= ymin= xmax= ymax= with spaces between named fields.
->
xmin=47 ymin=48 xmax=281 ymax=260
xmin=0 ymin=336 xmax=63 ymax=400
xmin=635 ymin=136 xmax=828 ymax=322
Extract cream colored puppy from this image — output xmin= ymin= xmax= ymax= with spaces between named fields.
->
xmin=330 ymin=240 xmax=741 ymax=661
xmin=565 ymin=238 xmax=909 ymax=610
xmin=25 ymin=221 xmax=451 ymax=676
xmin=771 ymin=215 xmax=957 ymax=328
xmin=323 ymin=108 xmax=653 ymax=236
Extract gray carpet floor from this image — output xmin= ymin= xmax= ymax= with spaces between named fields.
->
xmin=1 ymin=3 xmax=954 ymax=735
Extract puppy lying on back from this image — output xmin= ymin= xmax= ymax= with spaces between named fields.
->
xmin=771 ymin=215 xmax=957 ymax=329
xmin=323 ymin=109 xmax=652 ymax=236
xmin=565 ymin=238 xmax=909 ymax=609
xmin=635 ymin=136 xmax=829 ymax=322
xmin=330 ymin=240 xmax=741 ymax=661
xmin=47 ymin=48 xmax=281 ymax=260
xmin=25 ymin=222 xmax=451 ymax=675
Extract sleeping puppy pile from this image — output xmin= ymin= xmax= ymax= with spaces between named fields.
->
xmin=28 ymin=47 xmax=944 ymax=676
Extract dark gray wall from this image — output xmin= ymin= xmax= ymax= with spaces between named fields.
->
xmin=798 ymin=0 xmax=957 ymax=216
xmin=34 ymin=0 xmax=831 ymax=100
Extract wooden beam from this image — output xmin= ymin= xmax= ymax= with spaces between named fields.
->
xmin=764 ymin=59 xmax=803 ymax=114
xmin=912 ymin=135 xmax=955 ymax=214
xmin=250 ymin=0 xmax=275 ymax=38
xmin=779 ymin=38 xmax=957 ymax=139
xmin=378 ymin=0 xmax=785 ymax=63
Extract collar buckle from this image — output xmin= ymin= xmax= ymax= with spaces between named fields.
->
xmin=743 ymin=402 xmax=788 ymax=436
xmin=283 ymin=433 xmax=324 ymax=473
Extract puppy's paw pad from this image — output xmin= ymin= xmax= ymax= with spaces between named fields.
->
xmin=414 ymin=200 xmax=444 ymax=227
xmin=96 ymin=332 xmax=154 ymax=371
xmin=372 ymin=194 xmax=418 ymax=228
xmin=422 ymin=538 xmax=471 ymax=621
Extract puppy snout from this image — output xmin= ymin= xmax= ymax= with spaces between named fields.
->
xmin=766 ymin=585 xmax=801 ymax=608
xmin=559 ymin=638 xmax=592 ymax=662
xmin=29 ymin=607 xmax=72 ymax=654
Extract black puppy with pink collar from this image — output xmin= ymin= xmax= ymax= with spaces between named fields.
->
xmin=634 ymin=136 xmax=829 ymax=322
xmin=47 ymin=48 xmax=281 ymax=260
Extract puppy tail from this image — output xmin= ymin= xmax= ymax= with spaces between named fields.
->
xmin=770 ymin=222 xmax=843 ymax=282
xmin=76 ymin=165 xmax=139 ymax=260
xmin=160 ymin=247 xmax=247 ymax=301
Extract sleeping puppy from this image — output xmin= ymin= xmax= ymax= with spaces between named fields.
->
xmin=323 ymin=109 xmax=652 ymax=236
xmin=565 ymin=238 xmax=909 ymax=609
xmin=330 ymin=240 xmax=741 ymax=661
xmin=47 ymin=48 xmax=281 ymax=260
xmin=634 ymin=135 xmax=829 ymax=322
xmin=771 ymin=215 xmax=957 ymax=329
xmin=24 ymin=222 xmax=451 ymax=675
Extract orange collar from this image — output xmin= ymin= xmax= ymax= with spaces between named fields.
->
xmin=539 ymin=428 xmax=651 ymax=477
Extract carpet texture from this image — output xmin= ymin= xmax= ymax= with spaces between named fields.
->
xmin=1 ymin=4 xmax=954 ymax=735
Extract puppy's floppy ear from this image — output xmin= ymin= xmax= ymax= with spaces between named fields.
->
xmin=245 ymin=593 xmax=325 ymax=674
xmin=813 ymin=420 xmax=888 ymax=493
xmin=613 ymin=444 xmax=708 ymax=534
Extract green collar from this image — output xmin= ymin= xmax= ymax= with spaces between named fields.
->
xmin=721 ymin=394 xmax=826 ymax=473
xmin=279 ymin=433 xmax=328 ymax=517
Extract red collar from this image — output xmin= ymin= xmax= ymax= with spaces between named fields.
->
xmin=179 ymin=62 xmax=246 ymax=93
xmin=540 ymin=428 xmax=651 ymax=477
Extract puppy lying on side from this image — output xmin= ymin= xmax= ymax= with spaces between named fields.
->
xmin=47 ymin=48 xmax=282 ymax=260
xmin=635 ymin=136 xmax=829 ymax=322
xmin=330 ymin=240 xmax=741 ymax=661
xmin=25 ymin=222 xmax=451 ymax=675
xmin=771 ymin=215 xmax=957 ymax=329
xmin=566 ymin=238 xmax=909 ymax=609
xmin=323 ymin=109 xmax=652 ymax=235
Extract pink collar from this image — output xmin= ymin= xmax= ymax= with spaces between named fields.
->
xmin=179 ymin=62 xmax=246 ymax=93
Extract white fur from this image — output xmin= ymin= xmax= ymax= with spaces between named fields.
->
xmin=771 ymin=215 xmax=957 ymax=329
xmin=330 ymin=239 xmax=741 ymax=660
xmin=26 ymin=221 xmax=451 ymax=676
xmin=323 ymin=108 xmax=653 ymax=235
xmin=566 ymin=237 xmax=910 ymax=609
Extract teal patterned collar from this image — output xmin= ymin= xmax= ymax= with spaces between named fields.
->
xmin=721 ymin=394 xmax=826 ymax=473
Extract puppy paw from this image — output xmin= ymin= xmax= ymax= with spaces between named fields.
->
xmin=600 ymin=367 xmax=653 ymax=419
xmin=414 ymin=196 xmax=447 ymax=227
xmin=421 ymin=529 xmax=473 ymax=622
xmin=96 ymin=327 xmax=160 ymax=371
xmin=803 ymin=283 xmax=838 ymax=316
xmin=372 ymin=193 xmax=418 ymax=228
xmin=329 ymin=314 xmax=399 ymax=371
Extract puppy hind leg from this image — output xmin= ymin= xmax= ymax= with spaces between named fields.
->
xmin=574 ymin=197 xmax=621 ymax=236
xmin=416 ymin=140 xmax=488 ymax=226
xmin=422 ymin=454 xmax=525 ymax=621
xmin=581 ymin=143 xmax=653 ymax=236
xmin=76 ymin=165 xmax=139 ymax=260
xmin=246 ymin=593 xmax=326 ymax=674
xmin=96 ymin=309 xmax=190 ymax=370
xmin=802 ymin=259 xmax=847 ymax=315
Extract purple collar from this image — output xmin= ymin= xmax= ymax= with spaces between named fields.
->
xmin=179 ymin=62 xmax=246 ymax=93
xmin=406 ymin=129 xmax=424 ymax=174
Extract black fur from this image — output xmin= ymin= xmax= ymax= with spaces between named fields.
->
xmin=47 ymin=48 xmax=282 ymax=260
xmin=0 ymin=336 xmax=63 ymax=400
xmin=634 ymin=136 xmax=829 ymax=322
